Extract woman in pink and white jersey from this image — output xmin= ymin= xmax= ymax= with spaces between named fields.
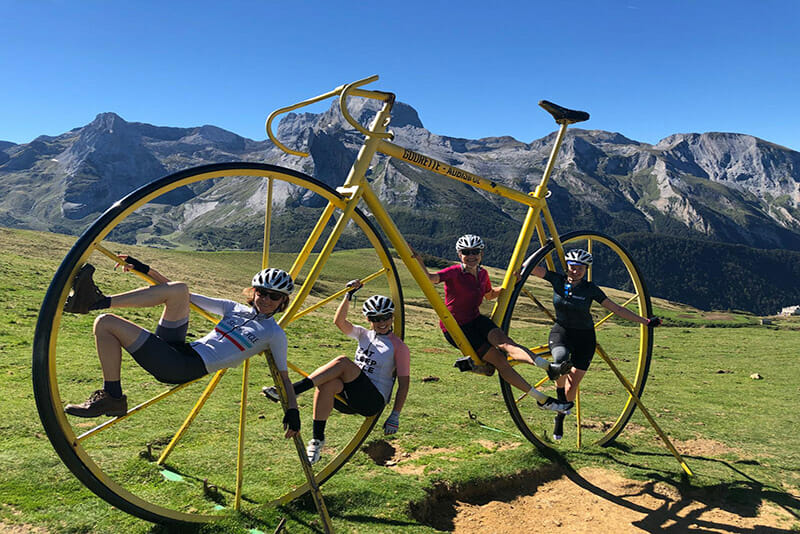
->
xmin=263 ymin=282 xmax=410 ymax=465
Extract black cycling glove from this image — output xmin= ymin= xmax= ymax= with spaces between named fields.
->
xmin=283 ymin=408 xmax=301 ymax=432
xmin=125 ymin=256 xmax=150 ymax=274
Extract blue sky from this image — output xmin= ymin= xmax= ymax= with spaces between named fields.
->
xmin=2 ymin=1 xmax=799 ymax=150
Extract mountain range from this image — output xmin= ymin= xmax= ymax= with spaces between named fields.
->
xmin=2 ymin=99 xmax=799 ymax=314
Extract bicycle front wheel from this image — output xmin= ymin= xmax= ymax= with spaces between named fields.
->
xmin=499 ymin=231 xmax=653 ymax=449
xmin=32 ymin=162 xmax=404 ymax=525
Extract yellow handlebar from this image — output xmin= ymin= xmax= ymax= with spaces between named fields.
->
xmin=265 ymin=75 xmax=394 ymax=157
xmin=339 ymin=78 xmax=395 ymax=140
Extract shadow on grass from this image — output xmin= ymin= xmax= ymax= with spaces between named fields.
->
xmin=408 ymin=444 xmax=800 ymax=533
xmin=570 ymin=446 xmax=800 ymax=532
xmin=273 ymin=490 xmax=421 ymax=533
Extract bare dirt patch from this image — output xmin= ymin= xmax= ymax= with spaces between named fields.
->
xmin=672 ymin=437 xmax=741 ymax=457
xmin=449 ymin=467 xmax=797 ymax=533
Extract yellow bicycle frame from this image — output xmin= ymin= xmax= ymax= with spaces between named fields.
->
xmin=270 ymin=75 xmax=572 ymax=367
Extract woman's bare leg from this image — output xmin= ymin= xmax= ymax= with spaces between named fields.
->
xmin=93 ymin=314 xmax=148 ymax=381
xmin=108 ymin=282 xmax=190 ymax=323
xmin=308 ymin=356 xmax=362 ymax=387
xmin=312 ymin=379 xmax=344 ymax=422
xmin=563 ymin=368 xmax=586 ymax=402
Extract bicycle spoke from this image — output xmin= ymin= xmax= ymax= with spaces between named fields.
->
xmin=157 ymin=370 xmax=227 ymax=464
xmin=290 ymin=268 xmax=387 ymax=322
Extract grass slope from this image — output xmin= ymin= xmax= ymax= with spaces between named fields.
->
xmin=0 ymin=227 xmax=798 ymax=533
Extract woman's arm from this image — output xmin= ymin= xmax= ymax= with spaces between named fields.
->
xmin=484 ymin=269 xmax=519 ymax=301
xmin=333 ymin=293 xmax=355 ymax=336
xmin=411 ymin=250 xmax=440 ymax=284
xmin=531 ymin=264 xmax=547 ymax=279
xmin=279 ymin=370 xmax=298 ymax=410
xmin=600 ymin=298 xmax=648 ymax=325
xmin=279 ymin=370 xmax=300 ymax=438
xmin=391 ymin=375 xmax=410 ymax=413
xmin=117 ymin=254 xmax=170 ymax=284
xmin=484 ymin=286 xmax=502 ymax=300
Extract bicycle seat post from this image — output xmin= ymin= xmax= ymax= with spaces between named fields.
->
xmin=533 ymin=101 xmax=589 ymax=199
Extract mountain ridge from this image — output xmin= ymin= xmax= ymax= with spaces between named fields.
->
xmin=2 ymin=101 xmax=799 ymax=314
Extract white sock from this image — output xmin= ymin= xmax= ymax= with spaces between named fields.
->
xmin=533 ymin=356 xmax=549 ymax=369
xmin=528 ymin=387 xmax=547 ymax=403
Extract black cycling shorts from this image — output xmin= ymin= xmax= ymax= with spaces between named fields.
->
xmin=443 ymin=314 xmax=498 ymax=357
xmin=127 ymin=322 xmax=208 ymax=384
xmin=341 ymin=371 xmax=385 ymax=417
xmin=548 ymin=323 xmax=597 ymax=371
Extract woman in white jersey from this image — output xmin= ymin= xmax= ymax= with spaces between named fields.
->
xmin=61 ymin=256 xmax=301 ymax=438
xmin=263 ymin=281 xmax=410 ymax=464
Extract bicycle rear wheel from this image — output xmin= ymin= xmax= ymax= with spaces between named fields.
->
xmin=32 ymin=162 xmax=404 ymax=524
xmin=499 ymin=231 xmax=653 ymax=449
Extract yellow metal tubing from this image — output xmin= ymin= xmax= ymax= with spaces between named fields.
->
xmin=340 ymin=79 xmax=394 ymax=139
xmin=540 ymin=206 xmax=567 ymax=271
xmin=533 ymin=217 xmax=557 ymax=272
xmin=289 ymin=268 xmax=387 ymax=322
xmin=359 ymin=185 xmax=478 ymax=362
xmin=280 ymin=99 xmax=393 ymax=328
xmin=532 ymin=123 xmax=569 ymax=198
xmin=157 ymin=370 xmax=226 ymax=464
xmin=492 ymin=203 xmax=540 ymax=324
xmin=586 ymin=238 xmax=593 ymax=282
xmin=378 ymin=140 xmax=539 ymax=208
xmin=595 ymin=344 xmax=694 ymax=476
xmin=289 ymin=202 xmax=337 ymax=281
xmin=575 ymin=388 xmax=582 ymax=449
xmin=262 ymin=177 xmax=273 ymax=268
xmin=263 ymin=348 xmax=333 ymax=532
xmin=92 ymin=243 xmax=221 ymax=325
xmin=233 ymin=360 xmax=250 ymax=511
xmin=266 ymin=74 xmax=383 ymax=157
xmin=279 ymin=189 xmax=364 ymax=329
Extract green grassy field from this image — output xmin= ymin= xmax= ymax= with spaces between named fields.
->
xmin=1 ymin=227 xmax=799 ymax=533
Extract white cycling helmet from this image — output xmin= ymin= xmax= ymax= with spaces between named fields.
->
xmin=251 ymin=268 xmax=294 ymax=295
xmin=564 ymin=249 xmax=593 ymax=266
xmin=455 ymin=234 xmax=485 ymax=252
xmin=362 ymin=295 xmax=395 ymax=317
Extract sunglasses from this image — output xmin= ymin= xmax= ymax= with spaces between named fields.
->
xmin=255 ymin=288 xmax=285 ymax=301
xmin=367 ymin=313 xmax=393 ymax=323
xmin=459 ymin=248 xmax=482 ymax=256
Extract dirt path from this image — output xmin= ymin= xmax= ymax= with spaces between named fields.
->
xmin=452 ymin=467 xmax=797 ymax=533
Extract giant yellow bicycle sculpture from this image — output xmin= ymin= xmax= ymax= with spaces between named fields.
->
xmin=33 ymin=75 xmax=690 ymax=527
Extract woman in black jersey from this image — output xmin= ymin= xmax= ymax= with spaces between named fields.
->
xmin=530 ymin=248 xmax=661 ymax=440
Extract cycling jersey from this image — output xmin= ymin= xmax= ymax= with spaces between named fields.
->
xmin=543 ymin=271 xmax=607 ymax=330
xmin=189 ymin=294 xmax=288 ymax=373
xmin=347 ymin=325 xmax=410 ymax=403
xmin=436 ymin=264 xmax=491 ymax=331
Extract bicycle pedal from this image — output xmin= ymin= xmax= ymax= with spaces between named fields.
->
xmin=454 ymin=356 xmax=475 ymax=372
